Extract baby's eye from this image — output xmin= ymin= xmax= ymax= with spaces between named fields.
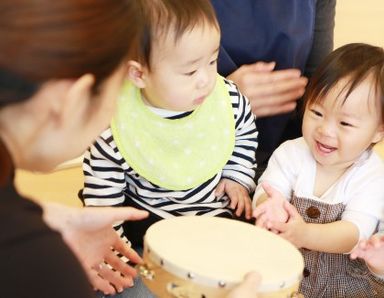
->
xmin=184 ymin=70 xmax=197 ymax=76
xmin=340 ymin=121 xmax=353 ymax=127
xmin=310 ymin=109 xmax=322 ymax=117
xmin=209 ymin=58 xmax=218 ymax=65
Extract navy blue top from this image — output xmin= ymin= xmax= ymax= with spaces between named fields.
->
xmin=211 ymin=0 xmax=335 ymax=168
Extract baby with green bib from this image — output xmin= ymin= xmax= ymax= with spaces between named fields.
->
xmin=81 ymin=0 xmax=257 ymax=257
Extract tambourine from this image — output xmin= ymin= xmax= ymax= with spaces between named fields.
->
xmin=138 ymin=216 xmax=304 ymax=297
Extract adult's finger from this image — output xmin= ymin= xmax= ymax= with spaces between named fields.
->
xmin=248 ymin=61 xmax=276 ymax=72
xmin=227 ymin=271 xmax=261 ymax=298
xmin=93 ymin=207 xmax=149 ymax=222
xmin=104 ymin=249 xmax=138 ymax=279
xmin=81 ymin=207 xmax=149 ymax=228
xmin=251 ymin=68 xmax=303 ymax=85
xmin=96 ymin=263 xmax=133 ymax=293
xmin=87 ymin=268 xmax=116 ymax=295
xmin=248 ymin=77 xmax=307 ymax=102
xmin=113 ymin=240 xmax=143 ymax=265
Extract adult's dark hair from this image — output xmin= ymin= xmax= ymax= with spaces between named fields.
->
xmin=304 ymin=43 xmax=384 ymax=119
xmin=0 ymin=0 xmax=140 ymax=105
xmin=136 ymin=0 xmax=219 ymax=68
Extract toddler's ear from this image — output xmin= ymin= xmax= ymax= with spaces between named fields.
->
xmin=126 ymin=60 xmax=147 ymax=88
xmin=373 ymin=124 xmax=384 ymax=144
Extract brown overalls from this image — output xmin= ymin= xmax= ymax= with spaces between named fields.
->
xmin=292 ymin=196 xmax=384 ymax=298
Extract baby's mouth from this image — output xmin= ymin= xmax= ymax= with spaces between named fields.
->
xmin=316 ymin=141 xmax=337 ymax=154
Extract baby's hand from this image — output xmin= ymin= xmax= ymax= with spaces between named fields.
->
xmin=350 ymin=234 xmax=384 ymax=276
xmin=253 ymin=182 xmax=288 ymax=231
xmin=267 ymin=201 xmax=307 ymax=248
xmin=215 ymin=178 xmax=252 ymax=219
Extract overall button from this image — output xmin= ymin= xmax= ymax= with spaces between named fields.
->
xmin=306 ymin=206 xmax=320 ymax=219
xmin=303 ymin=268 xmax=310 ymax=277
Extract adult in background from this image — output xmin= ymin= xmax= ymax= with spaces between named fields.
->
xmin=211 ymin=0 xmax=336 ymax=178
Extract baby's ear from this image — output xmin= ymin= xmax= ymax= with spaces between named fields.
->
xmin=373 ymin=123 xmax=384 ymax=144
xmin=126 ymin=60 xmax=147 ymax=88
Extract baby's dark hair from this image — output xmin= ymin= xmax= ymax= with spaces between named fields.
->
xmin=305 ymin=43 xmax=384 ymax=119
xmin=135 ymin=0 xmax=219 ymax=68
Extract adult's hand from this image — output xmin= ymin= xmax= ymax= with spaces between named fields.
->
xmin=227 ymin=62 xmax=308 ymax=117
xmin=227 ymin=272 xmax=261 ymax=298
xmin=42 ymin=203 xmax=148 ymax=295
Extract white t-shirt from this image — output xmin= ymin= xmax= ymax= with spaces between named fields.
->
xmin=253 ymin=137 xmax=384 ymax=239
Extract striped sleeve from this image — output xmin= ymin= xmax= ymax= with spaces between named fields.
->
xmin=221 ymin=79 xmax=258 ymax=192
xmin=82 ymin=129 xmax=127 ymax=207
xmin=82 ymin=129 xmax=129 ymax=239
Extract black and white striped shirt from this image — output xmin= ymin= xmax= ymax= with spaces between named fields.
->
xmin=82 ymin=79 xmax=257 ymax=245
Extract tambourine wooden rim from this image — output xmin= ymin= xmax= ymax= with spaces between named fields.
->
xmin=143 ymin=216 xmax=304 ymax=292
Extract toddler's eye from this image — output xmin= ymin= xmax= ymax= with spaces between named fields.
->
xmin=209 ymin=59 xmax=218 ymax=65
xmin=340 ymin=121 xmax=353 ymax=127
xmin=310 ymin=109 xmax=322 ymax=117
xmin=184 ymin=70 xmax=197 ymax=76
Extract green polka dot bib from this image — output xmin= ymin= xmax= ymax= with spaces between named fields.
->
xmin=111 ymin=75 xmax=235 ymax=190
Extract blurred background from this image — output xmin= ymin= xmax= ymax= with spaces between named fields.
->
xmin=334 ymin=0 xmax=383 ymax=48
xmin=15 ymin=1 xmax=384 ymax=207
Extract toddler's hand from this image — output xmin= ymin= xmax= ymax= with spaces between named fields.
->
xmin=350 ymin=234 xmax=384 ymax=276
xmin=253 ymin=182 xmax=288 ymax=231
xmin=268 ymin=201 xmax=307 ymax=248
xmin=215 ymin=178 xmax=252 ymax=219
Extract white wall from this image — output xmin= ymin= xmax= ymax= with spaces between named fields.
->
xmin=335 ymin=0 xmax=384 ymax=48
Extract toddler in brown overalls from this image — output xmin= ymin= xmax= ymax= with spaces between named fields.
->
xmin=253 ymin=43 xmax=384 ymax=298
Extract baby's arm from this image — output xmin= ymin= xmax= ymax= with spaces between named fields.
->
xmin=220 ymin=80 xmax=258 ymax=219
xmin=253 ymin=182 xmax=288 ymax=230
xmin=269 ymin=201 xmax=359 ymax=253
xmin=350 ymin=234 xmax=384 ymax=276
xmin=82 ymin=129 xmax=127 ymax=217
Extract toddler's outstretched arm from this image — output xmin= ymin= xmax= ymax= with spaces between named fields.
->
xmin=253 ymin=182 xmax=288 ymax=231
xmin=350 ymin=234 xmax=384 ymax=277
xmin=269 ymin=201 xmax=359 ymax=253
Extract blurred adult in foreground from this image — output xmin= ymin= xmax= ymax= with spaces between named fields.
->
xmin=0 ymin=1 xmax=149 ymax=297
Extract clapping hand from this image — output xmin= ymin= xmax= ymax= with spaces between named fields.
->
xmin=253 ymin=182 xmax=288 ymax=232
xmin=350 ymin=234 xmax=384 ymax=276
